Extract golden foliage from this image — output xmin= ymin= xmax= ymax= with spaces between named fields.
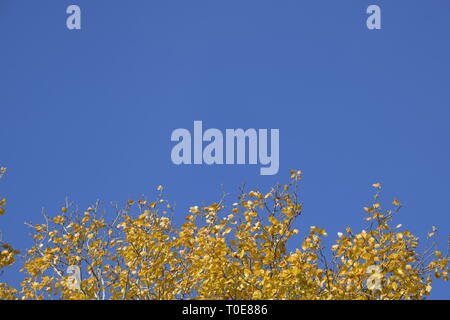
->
xmin=1 ymin=168 xmax=449 ymax=300
xmin=0 ymin=168 xmax=19 ymax=299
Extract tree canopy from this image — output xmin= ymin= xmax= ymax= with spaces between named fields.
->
xmin=0 ymin=169 xmax=448 ymax=300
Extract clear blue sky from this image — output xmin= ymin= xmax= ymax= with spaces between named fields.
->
xmin=1 ymin=0 xmax=449 ymax=298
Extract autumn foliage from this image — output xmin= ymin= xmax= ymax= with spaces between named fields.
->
xmin=0 ymin=168 xmax=449 ymax=300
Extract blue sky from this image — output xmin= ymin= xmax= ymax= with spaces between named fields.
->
xmin=1 ymin=0 xmax=449 ymax=298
